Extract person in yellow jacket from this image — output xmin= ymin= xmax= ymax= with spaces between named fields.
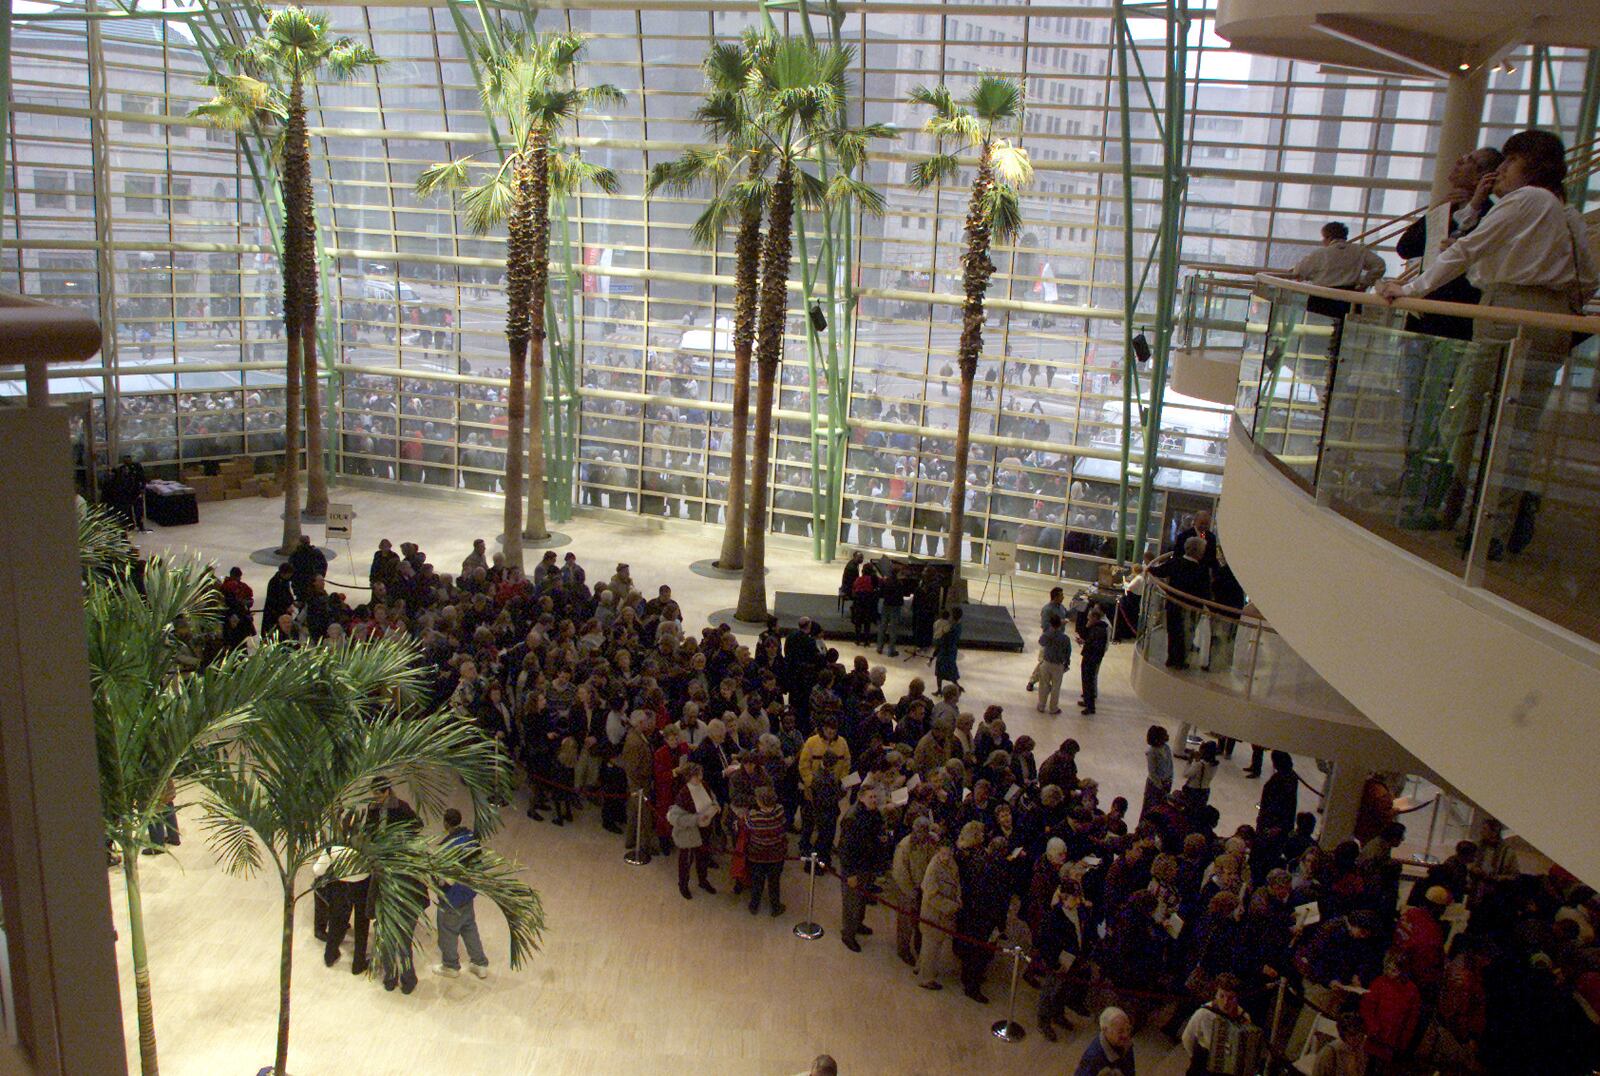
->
xmin=797 ymin=717 xmax=851 ymax=791
xmin=797 ymin=717 xmax=851 ymax=864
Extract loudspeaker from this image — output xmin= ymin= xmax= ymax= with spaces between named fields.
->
xmin=1132 ymin=332 xmax=1151 ymax=363
xmin=809 ymin=303 xmax=828 ymax=332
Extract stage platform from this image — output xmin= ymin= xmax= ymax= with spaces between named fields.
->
xmin=770 ymin=591 xmax=1026 ymax=653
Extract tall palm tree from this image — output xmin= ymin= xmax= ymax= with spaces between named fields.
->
xmin=733 ymin=38 xmax=893 ymax=622
xmin=907 ymin=78 xmax=1031 ymax=600
xmin=86 ymin=543 xmax=337 ymax=1076
xmin=417 ymin=32 xmax=620 ymax=566
xmin=192 ymin=8 xmax=382 ymax=551
xmin=196 ymin=637 xmax=545 ymax=1076
xmin=646 ymin=32 xmax=772 ymax=571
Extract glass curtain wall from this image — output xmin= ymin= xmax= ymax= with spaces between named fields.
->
xmin=4 ymin=1 xmax=1595 ymax=583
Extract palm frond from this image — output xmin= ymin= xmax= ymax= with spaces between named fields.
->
xmin=78 ymin=502 xmax=135 ymax=581
xmin=907 ymin=83 xmax=958 ymax=122
xmin=983 ymin=182 xmax=1025 ymax=245
xmin=824 ymin=174 xmax=886 ymax=218
xmin=414 ymin=157 xmax=474 ymax=198
xmin=550 ymin=153 xmax=619 ymax=198
xmin=968 ymin=75 xmax=1024 ymax=124
xmin=908 ymin=152 xmax=960 ymax=192
xmin=461 ymin=172 xmax=518 ymax=234
xmin=990 ymin=141 xmax=1034 ymax=187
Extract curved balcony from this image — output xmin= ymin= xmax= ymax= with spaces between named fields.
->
xmin=1224 ymin=276 xmax=1600 ymax=883
xmin=1128 ymin=577 xmax=1442 ymax=841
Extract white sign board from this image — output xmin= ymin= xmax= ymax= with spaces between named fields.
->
xmin=987 ymin=540 xmax=1017 ymax=576
xmin=325 ymin=502 xmax=356 ymax=541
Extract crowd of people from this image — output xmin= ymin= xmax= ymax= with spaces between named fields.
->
xmin=180 ymin=532 xmax=1600 ymax=1075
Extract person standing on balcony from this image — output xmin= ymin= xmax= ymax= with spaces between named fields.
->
xmin=1395 ymin=147 xmax=1503 ymax=342
xmin=1381 ymin=129 xmax=1598 ymax=550
xmin=1149 ymin=536 xmax=1211 ymax=670
xmin=1291 ymin=222 xmax=1387 ymax=355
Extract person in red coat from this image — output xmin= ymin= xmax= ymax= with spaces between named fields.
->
xmin=1394 ymin=887 xmax=1449 ymax=995
xmin=1360 ymin=951 xmax=1423 ymax=1072
xmin=653 ymin=723 xmax=689 ymax=850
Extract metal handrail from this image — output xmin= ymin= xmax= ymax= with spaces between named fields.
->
xmin=1142 ymin=572 xmax=1274 ymax=632
xmin=1254 ymin=273 xmax=1600 ymax=336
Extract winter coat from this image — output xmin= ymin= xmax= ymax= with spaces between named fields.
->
xmin=920 ymin=846 xmax=962 ymax=927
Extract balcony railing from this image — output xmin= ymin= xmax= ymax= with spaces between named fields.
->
xmin=1134 ymin=574 xmax=1363 ymax=719
xmin=1238 ymin=275 xmax=1600 ymax=643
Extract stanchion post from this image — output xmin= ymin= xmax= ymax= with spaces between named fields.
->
xmin=793 ymin=853 xmax=824 ymax=940
xmin=990 ymin=945 xmax=1027 ymax=1042
xmin=622 ymin=788 xmax=649 ymax=866
xmin=1268 ymin=974 xmax=1288 ymax=1054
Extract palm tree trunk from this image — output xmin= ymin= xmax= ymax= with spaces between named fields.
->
xmin=272 ymin=880 xmax=295 ymax=1076
xmin=946 ymin=151 xmax=997 ymax=603
xmin=277 ymin=75 xmax=311 ymax=555
xmin=736 ymin=162 xmax=793 ymax=622
xmin=501 ymin=154 xmax=535 ymax=570
xmin=301 ymin=322 xmax=327 ymax=519
xmin=279 ymin=324 xmax=303 ymax=556
xmin=525 ymin=361 xmax=548 ymax=540
xmin=523 ymin=135 xmax=552 ymax=541
xmin=122 ymin=848 xmax=159 ymax=1076
xmin=718 ymin=200 xmax=762 ymax=571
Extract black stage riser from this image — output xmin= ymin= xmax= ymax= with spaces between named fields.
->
xmin=770 ymin=591 xmax=1025 ymax=653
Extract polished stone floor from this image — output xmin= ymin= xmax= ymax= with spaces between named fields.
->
xmin=116 ymin=484 xmax=1287 ymax=1075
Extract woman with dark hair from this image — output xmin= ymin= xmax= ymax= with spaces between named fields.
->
xmin=1140 ymin=724 xmax=1174 ymax=823
xmin=1382 ymin=128 xmax=1598 ymax=545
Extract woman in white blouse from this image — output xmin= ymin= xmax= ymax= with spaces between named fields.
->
xmin=1380 ymin=129 xmax=1597 ymax=543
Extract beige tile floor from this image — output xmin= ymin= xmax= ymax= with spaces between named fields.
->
xmin=116 ymin=485 xmax=1282 ymax=1076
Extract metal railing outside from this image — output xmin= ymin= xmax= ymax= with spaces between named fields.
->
xmin=1239 ymin=275 xmax=1600 ymax=644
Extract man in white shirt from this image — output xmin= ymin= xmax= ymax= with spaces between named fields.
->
xmin=1291 ymin=222 xmax=1386 ymax=355
xmin=1292 ymin=222 xmax=1387 ymax=292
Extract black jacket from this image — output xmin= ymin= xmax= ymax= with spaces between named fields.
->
xmin=836 ymin=804 xmax=885 ymax=877
xmin=1151 ymin=555 xmax=1212 ymax=603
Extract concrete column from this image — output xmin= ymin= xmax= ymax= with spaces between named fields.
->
xmin=0 ymin=407 xmax=127 ymax=1075
xmin=1430 ymin=68 xmax=1490 ymax=205
xmin=1320 ymin=759 xmax=1368 ymax=848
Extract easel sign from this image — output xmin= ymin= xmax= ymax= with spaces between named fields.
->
xmin=979 ymin=539 xmax=1018 ymax=612
xmin=325 ymin=502 xmax=358 ymax=588
xmin=325 ymin=502 xmax=356 ymax=541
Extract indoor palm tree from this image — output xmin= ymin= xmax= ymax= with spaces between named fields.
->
xmin=417 ymin=32 xmax=620 ymax=565
xmin=734 ymin=37 xmax=893 ymax=622
xmin=195 ymin=636 xmax=545 ymax=1076
xmin=646 ymin=32 xmax=772 ymax=571
xmin=192 ymin=7 xmax=383 ymax=551
xmin=907 ymin=78 xmax=1031 ymax=600
xmin=87 ymin=544 xmax=334 ymax=1076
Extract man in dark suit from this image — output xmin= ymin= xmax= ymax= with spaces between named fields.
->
xmin=262 ymin=561 xmax=296 ymax=629
xmin=1394 ymin=147 xmax=1501 ymax=341
xmin=837 ymin=785 xmax=888 ymax=952
xmin=287 ymin=534 xmax=327 ymax=603
xmin=1171 ymin=509 xmax=1218 ymax=570
xmin=784 ymin=617 xmax=821 ymax=730
xmin=1076 ymin=605 xmax=1109 ymax=715
xmin=1149 ymin=537 xmax=1211 ymax=669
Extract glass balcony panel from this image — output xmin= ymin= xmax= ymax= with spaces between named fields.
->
xmin=1477 ymin=334 xmax=1600 ymax=640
